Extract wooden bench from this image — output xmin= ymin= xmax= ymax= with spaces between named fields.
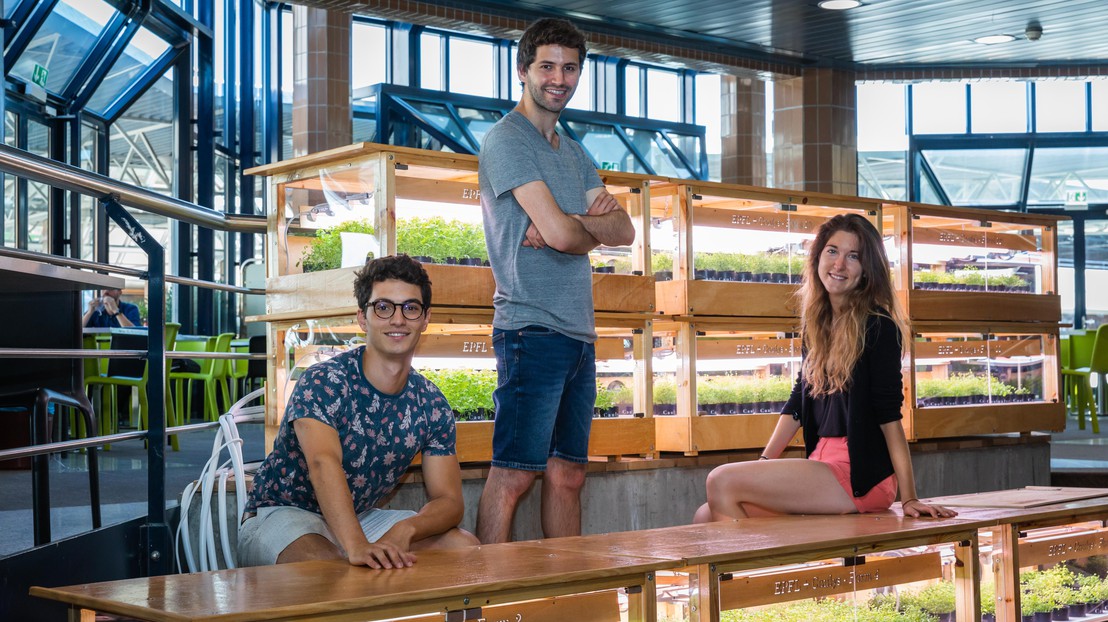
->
xmin=519 ymin=513 xmax=988 ymax=622
xmin=29 ymin=542 xmax=673 ymax=622
xmin=31 ymin=488 xmax=1108 ymax=622
xmin=926 ymin=488 xmax=1108 ymax=622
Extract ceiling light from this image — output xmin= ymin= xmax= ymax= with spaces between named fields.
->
xmin=818 ymin=0 xmax=862 ymax=9
xmin=973 ymin=34 xmax=1016 ymax=45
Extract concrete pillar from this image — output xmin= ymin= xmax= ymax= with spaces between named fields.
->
xmin=292 ymin=7 xmax=352 ymax=157
xmin=773 ymin=67 xmax=857 ymax=195
xmin=720 ymin=75 xmax=766 ymax=186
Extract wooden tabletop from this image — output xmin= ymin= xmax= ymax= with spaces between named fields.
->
xmin=518 ymin=512 xmax=989 ymax=568
xmin=30 ymin=543 xmax=673 ymax=622
xmin=927 ymin=494 xmax=1108 ymax=527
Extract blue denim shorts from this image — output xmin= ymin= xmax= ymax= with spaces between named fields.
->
xmin=491 ymin=325 xmax=596 ymax=471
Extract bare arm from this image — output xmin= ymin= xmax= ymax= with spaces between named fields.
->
xmin=574 ymin=186 xmax=635 ymax=247
xmin=294 ymin=418 xmax=416 ymax=568
xmin=375 ymin=454 xmax=465 ymax=551
xmin=761 ymin=414 xmax=802 ymax=459
xmin=511 ymin=180 xmax=601 ymax=254
xmin=880 ymin=420 xmax=955 ymax=518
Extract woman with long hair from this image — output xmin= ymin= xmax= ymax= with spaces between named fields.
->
xmin=693 ymin=214 xmax=954 ymax=521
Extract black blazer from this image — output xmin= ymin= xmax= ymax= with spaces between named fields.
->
xmin=783 ymin=312 xmax=904 ymax=497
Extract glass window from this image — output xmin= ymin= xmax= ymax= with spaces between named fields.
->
xmin=9 ymin=0 xmax=117 ymax=94
xmin=645 ymin=68 xmax=681 ymax=122
xmin=857 ymin=82 xmax=907 ymax=151
xmin=510 ymin=45 xmax=521 ymax=101
xmin=695 ymin=72 xmax=722 ymax=170
xmin=407 ymin=100 xmax=471 ymax=148
xmin=421 ymin=33 xmax=443 ymax=90
xmin=455 ymin=107 xmax=502 ymax=146
xmin=912 ymin=82 xmax=967 ymax=134
xmin=27 ymin=120 xmax=50 ymax=253
xmin=623 ymin=128 xmax=685 ymax=177
xmin=351 ymin=21 xmax=387 ymax=91
xmin=1058 ymin=221 xmax=1074 ymax=329
xmin=1084 ymin=220 xmax=1108 ymax=328
xmin=564 ymin=121 xmax=648 ymax=174
xmin=1092 ymin=79 xmax=1108 ymax=131
xmin=665 ymin=131 xmax=703 ymax=179
xmin=858 ymin=152 xmax=907 ymax=201
xmin=625 ymin=65 xmax=641 ymax=117
xmin=567 ymin=59 xmax=592 ymax=111
xmin=1035 ymin=81 xmax=1086 ymax=132
xmin=1027 ymin=147 xmax=1108 ymax=205
xmin=3 ymin=112 xmax=15 ymax=247
xmin=921 ymin=148 xmax=1027 ymax=205
xmin=971 ymin=81 xmax=1028 ymax=133
xmin=448 ymin=38 xmax=494 ymax=97
xmin=86 ymin=27 xmax=170 ymax=115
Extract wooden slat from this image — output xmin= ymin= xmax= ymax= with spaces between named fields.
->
xmin=655 ymin=280 xmax=800 ymax=317
xmin=1018 ymin=527 xmax=1108 ymax=568
xmin=908 ymin=290 xmax=1060 ymax=322
xmin=400 ymin=590 xmax=618 ymax=622
xmin=588 ymin=417 xmax=655 ymax=456
xmin=695 ymin=337 xmax=800 ymax=360
xmin=719 ymin=553 xmax=941 ymax=610
xmin=914 ymin=337 xmax=1042 ymax=360
xmin=910 ymin=402 xmax=1064 ymax=439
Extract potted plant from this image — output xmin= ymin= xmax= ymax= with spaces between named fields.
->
xmin=913 ymin=581 xmax=956 ymax=622
xmin=653 ymin=379 xmax=676 ymax=416
xmin=982 ymin=580 xmax=997 ymax=622
xmin=298 ymin=219 xmax=376 ymax=272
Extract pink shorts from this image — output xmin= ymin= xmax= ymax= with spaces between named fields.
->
xmin=810 ymin=436 xmax=898 ymax=513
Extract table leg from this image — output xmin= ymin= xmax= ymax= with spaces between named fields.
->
xmin=993 ymin=525 xmax=1021 ymax=622
xmin=953 ymin=534 xmax=980 ymax=622
xmin=688 ymin=564 xmax=720 ymax=622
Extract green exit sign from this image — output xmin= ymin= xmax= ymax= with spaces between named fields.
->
xmin=31 ymin=63 xmax=48 ymax=88
xmin=600 ymin=161 xmax=620 ymax=171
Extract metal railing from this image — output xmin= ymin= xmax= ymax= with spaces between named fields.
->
xmin=0 ymin=143 xmax=268 ymax=574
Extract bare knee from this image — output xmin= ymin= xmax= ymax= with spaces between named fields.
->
xmin=488 ymin=467 xmax=539 ymax=500
xmin=545 ymin=459 xmax=587 ymax=493
xmin=705 ymin=463 xmax=748 ymax=504
xmin=276 ymin=533 xmax=342 ymax=564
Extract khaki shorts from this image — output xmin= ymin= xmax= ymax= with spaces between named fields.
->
xmin=237 ymin=506 xmax=417 ymax=567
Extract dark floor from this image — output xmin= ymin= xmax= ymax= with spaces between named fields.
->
xmin=0 ymin=411 xmax=1105 ymax=558
xmin=0 ymin=414 xmax=266 ymax=557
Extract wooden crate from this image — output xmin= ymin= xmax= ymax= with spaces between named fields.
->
xmin=883 ymin=203 xmax=1065 ymax=323
xmin=906 ymin=321 xmax=1064 ymax=440
xmin=255 ymin=307 xmax=656 ymax=462
xmin=652 ymin=316 xmax=804 ymax=455
xmin=650 ymin=181 xmax=881 ymax=317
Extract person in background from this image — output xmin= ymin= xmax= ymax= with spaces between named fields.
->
xmin=693 ymin=214 xmax=955 ymax=522
xmin=476 ymin=17 xmax=635 ymax=543
xmin=238 ymin=255 xmax=477 ymax=569
xmin=83 ymin=287 xmax=141 ymax=328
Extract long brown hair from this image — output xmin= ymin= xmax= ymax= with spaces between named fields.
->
xmin=798 ymin=213 xmax=907 ymax=396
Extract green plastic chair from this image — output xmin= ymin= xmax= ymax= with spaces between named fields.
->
xmin=1066 ymin=326 xmax=1105 ymax=433
xmin=85 ymin=323 xmax=181 ymax=449
xmin=171 ymin=332 xmax=234 ymax=423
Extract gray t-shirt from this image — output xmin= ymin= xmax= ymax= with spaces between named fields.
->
xmin=478 ymin=111 xmax=604 ymax=343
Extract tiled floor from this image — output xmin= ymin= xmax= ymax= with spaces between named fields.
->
xmin=1050 ymin=419 xmax=1108 ymax=470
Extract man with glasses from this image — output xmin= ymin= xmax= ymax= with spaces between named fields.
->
xmin=239 ymin=255 xmax=477 ymax=568
xmin=477 ymin=18 xmax=635 ymax=543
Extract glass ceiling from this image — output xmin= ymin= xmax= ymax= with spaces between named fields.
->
xmin=357 ymin=84 xmax=709 ymax=179
xmin=3 ymin=0 xmax=182 ymax=122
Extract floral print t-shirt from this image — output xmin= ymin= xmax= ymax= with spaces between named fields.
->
xmin=245 ymin=346 xmax=456 ymax=515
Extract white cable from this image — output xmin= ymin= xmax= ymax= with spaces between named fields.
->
xmin=176 ymin=386 xmax=266 ymax=572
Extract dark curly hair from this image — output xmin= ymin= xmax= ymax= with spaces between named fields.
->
xmin=516 ymin=18 xmax=587 ymax=75
xmin=353 ymin=254 xmax=432 ymax=312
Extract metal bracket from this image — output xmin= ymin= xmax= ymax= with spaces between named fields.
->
xmin=444 ymin=607 xmax=484 ymax=622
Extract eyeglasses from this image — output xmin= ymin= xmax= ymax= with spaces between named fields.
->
xmin=367 ymin=299 xmax=426 ymax=321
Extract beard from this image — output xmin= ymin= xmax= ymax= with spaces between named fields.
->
xmin=526 ymin=79 xmax=575 ymax=114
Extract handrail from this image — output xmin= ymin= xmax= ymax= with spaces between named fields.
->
xmin=0 ymin=144 xmax=266 ymax=234
xmin=0 ymin=247 xmax=263 ymax=295
xmin=0 ymin=411 xmax=266 ymax=463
